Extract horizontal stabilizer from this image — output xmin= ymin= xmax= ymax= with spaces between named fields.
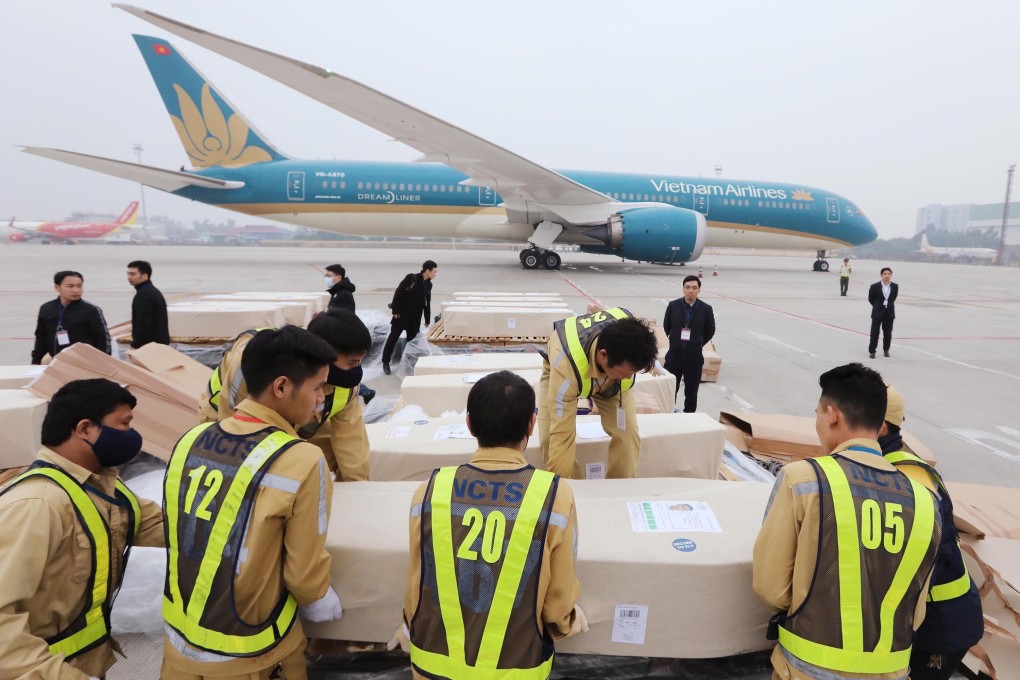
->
xmin=20 ymin=147 xmax=245 ymax=192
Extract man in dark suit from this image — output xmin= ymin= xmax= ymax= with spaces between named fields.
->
xmin=663 ymin=275 xmax=716 ymax=412
xmin=127 ymin=260 xmax=170 ymax=348
xmin=382 ymin=260 xmax=438 ymax=374
xmin=868 ymin=267 xmax=898 ymax=358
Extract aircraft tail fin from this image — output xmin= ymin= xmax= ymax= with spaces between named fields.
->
xmin=132 ymin=34 xmax=288 ymax=168
xmin=920 ymin=233 xmax=931 ymax=251
xmin=116 ymin=201 xmax=140 ymax=225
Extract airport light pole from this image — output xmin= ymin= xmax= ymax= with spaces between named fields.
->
xmin=995 ymin=163 xmax=1015 ymax=267
xmin=133 ymin=143 xmax=151 ymax=240
xmin=713 ymin=164 xmax=723 ymax=178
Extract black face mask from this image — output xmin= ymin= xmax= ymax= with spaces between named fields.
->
xmin=328 ymin=364 xmax=363 ymax=389
xmin=83 ymin=424 xmax=144 ymax=467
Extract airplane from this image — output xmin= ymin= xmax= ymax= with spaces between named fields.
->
xmin=5 ymin=201 xmax=138 ymax=244
xmin=918 ymin=233 xmax=997 ymax=260
xmin=21 ymin=6 xmax=878 ymax=271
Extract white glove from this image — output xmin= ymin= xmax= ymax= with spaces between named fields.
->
xmin=299 ymin=586 xmax=343 ymax=622
xmin=386 ymin=622 xmax=411 ymax=653
xmin=568 ymin=604 xmax=589 ymax=636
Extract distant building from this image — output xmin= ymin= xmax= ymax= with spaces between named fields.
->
xmin=916 ymin=202 xmax=1020 ymax=240
xmin=232 ymin=225 xmax=294 ymax=244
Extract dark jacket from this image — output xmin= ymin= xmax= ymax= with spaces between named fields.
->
xmin=390 ymin=272 xmax=432 ymax=329
xmin=663 ymin=298 xmax=715 ymax=360
xmin=327 ymin=278 xmax=357 ymax=312
xmin=32 ymin=298 xmax=111 ymax=364
xmin=868 ymin=281 xmax=898 ymax=319
xmin=131 ymin=280 xmax=170 ymax=348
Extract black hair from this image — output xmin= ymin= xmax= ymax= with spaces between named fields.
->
xmin=241 ymin=325 xmax=338 ymax=397
xmin=127 ymin=260 xmax=152 ymax=277
xmin=306 ymin=309 xmax=372 ymax=355
xmin=682 ymin=275 xmax=701 ymax=288
xmin=41 ymin=378 xmax=137 ymax=446
xmin=467 ymin=371 xmax=535 ymax=448
xmin=54 ymin=270 xmax=83 ymax=285
xmin=422 ymin=260 xmax=438 ymax=272
xmin=881 ymin=267 xmax=893 ymax=275
xmin=597 ymin=317 xmax=658 ymax=372
xmin=818 ymin=363 xmax=887 ymax=432
xmin=325 ymin=264 xmax=345 ymax=278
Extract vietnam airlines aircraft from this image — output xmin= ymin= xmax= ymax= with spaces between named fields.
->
xmin=22 ymin=6 xmax=877 ymax=271
xmin=919 ymin=234 xmax=997 ymax=260
xmin=4 ymin=201 xmax=138 ymax=243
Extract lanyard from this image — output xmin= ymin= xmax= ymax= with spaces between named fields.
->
xmin=682 ymin=301 xmax=696 ymax=328
xmin=233 ymin=414 xmax=266 ymax=424
xmin=58 ymin=304 xmax=65 ymax=330
xmin=846 ymin=445 xmax=882 ymax=457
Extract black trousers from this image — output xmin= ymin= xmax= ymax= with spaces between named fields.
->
xmin=664 ymin=353 xmax=703 ymax=413
xmin=869 ymin=315 xmax=894 ymax=353
xmin=908 ymin=647 xmax=968 ymax=680
xmin=840 ymin=276 xmax=849 ymax=295
xmin=382 ymin=322 xmax=420 ymax=364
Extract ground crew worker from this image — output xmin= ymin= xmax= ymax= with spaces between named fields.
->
xmin=388 ymin=371 xmax=588 ymax=678
xmin=879 ymin=384 xmax=983 ymax=680
xmin=0 ymin=378 xmax=163 ymax=680
xmin=839 ymin=257 xmax=853 ymax=296
xmin=538 ymin=308 xmax=658 ymax=479
xmin=753 ymin=363 xmax=942 ymax=680
xmin=162 ymin=326 xmax=343 ymax=680
xmin=200 ymin=310 xmax=373 ymax=481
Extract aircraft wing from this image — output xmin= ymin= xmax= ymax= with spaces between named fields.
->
xmin=116 ymin=5 xmax=613 ymax=221
xmin=21 ymin=147 xmax=245 ymax=192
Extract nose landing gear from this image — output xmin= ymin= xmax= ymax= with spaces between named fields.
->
xmin=812 ymin=250 xmax=830 ymax=272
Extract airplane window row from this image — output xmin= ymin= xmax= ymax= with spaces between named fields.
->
xmin=721 ymin=198 xmax=751 ymax=207
xmin=757 ymin=200 xmax=811 ymax=210
xmin=321 ymin=181 xmax=348 ymax=189
xmin=608 ymin=193 xmax=751 ymax=208
xmin=355 ymin=181 xmax=470 ymax=193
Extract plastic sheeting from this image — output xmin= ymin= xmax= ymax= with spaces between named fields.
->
xmin=111 ymin=467 xmax=167 ymax=635
xmin=722 ymin=442 xmax=777 ymax=483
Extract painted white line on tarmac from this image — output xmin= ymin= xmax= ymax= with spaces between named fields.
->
xmin=749 ymin=331 xmax=817 ymax=357
xmin=945 ymin=428 xmax=1020 ymax=465
xmin=718 ymin=385 xmax=754 ymax=411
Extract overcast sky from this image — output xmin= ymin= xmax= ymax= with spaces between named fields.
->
xmin=3 ymin=1 xmax=1019 ymax=238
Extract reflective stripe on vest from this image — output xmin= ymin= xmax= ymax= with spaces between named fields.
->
xmin=298 ymin=386 xmax=354 ymax=440
xmin=4 ymin=467 xmax=113 ymax=659
xmin=778 ymin=456 xmax=936 ymax=674
xmin=562 ymin=307 xmax=635 ymax=399
xmin=163 ymin=422 xmax=300 ymax=657
xmin=883 ymin=450 xmax=972 ymax=603
xmin=409 ymin=466 xmax=556 ymax=679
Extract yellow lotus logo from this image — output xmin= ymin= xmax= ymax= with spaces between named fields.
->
xmin=170 ymin=83 xmax=272 ymax=168
xmin=791 ymin=189 xmax=814 ymax=201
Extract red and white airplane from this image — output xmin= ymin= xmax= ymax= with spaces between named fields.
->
xmin=5 ymin=201 xmax=138 ymax=243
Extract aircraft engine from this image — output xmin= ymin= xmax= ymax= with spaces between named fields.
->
xmin=581 ymin=205 xmax=706 ymax=264
xmin=8 ymin=233 xmax=28 ymax=242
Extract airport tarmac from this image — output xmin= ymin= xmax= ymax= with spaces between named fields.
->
xmin=4 ymin=242 xmax=1019 ymax=488
xmin=0 ymin=243 xmax=1011 ymax=679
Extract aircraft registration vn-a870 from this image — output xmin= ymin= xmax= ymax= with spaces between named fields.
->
xmin=23 ymin=5 xmax=878 ymax=271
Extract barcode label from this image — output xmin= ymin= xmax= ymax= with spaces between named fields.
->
xmin=611 ymin=604 xmax=648 ymax=644
xmin=585 ymin=462 xmax=606 ymax=480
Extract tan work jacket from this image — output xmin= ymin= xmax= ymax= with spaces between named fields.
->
xmin=538 ymin=333 xmax=639 ymax=479
xmin=402 ymin=446 xmax=581 ymax=678
xmin=199 ymin=334 xmax=370 ymax=481
xmin=162 ymin=399 xmax=334 ymax=676
xmin=0 ymin=448 xmax=164 ymax=680
xmin=752 ymin=439 xmax=936 ymax=680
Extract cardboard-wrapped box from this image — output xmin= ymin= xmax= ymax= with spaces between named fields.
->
xmin=0 ymin=366 xmax=46 ymax=389
xmin=453 ymin=292 xmax=564 ymax=300
xmin=0 ymin=389 xmax=47 ymax=469
xmin=127 ymin=343 xmax=213 ymax=398
xmin=442 ymin=306 xmax=567 ymax=339
xmin=959 ymin=536 xmax=1020 ymax=679
xmin=200 ymin=292 xmax=328 ymax=314
xmin=167 ymin=301 xmax=288 ymax=339
xmin=398 ymin=369 xmax=675 ymax=417
xmin=948 ymin=482 xmax=1020 ymax=540
xmin=414 ymin=353 xmax=543 ymax=376
xmin=702 ymin=340 xmax=722 ymax=382
xmin=370 ymin=412 xmax=723 ymax=482
xmin=26 ymin=344 xmax=199 ymax=461
xmin=720 ymin=411 xmax=936 ymax=466
xmin=305 ymin=477 xmax=774 ymax=658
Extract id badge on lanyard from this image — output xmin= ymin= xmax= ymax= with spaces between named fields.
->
xmin=680 ymin=328 xmax=691 ymax=341
xmin=56 ymin=306 xmax=70 ymax=345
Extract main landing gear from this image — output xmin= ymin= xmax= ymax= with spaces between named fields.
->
xmin=520 ymin=247 xmax=561 ymax=270
xmin=812 ymin=249 xmax=830 ymax=272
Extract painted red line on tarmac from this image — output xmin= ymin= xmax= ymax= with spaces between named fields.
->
xmin=557 ymin=273 xmax=602 ymax=307
xmin=308 ymin=264 xmax=324 ymax=273
xmin=701 ymin=292 xmax=869 ymax=337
